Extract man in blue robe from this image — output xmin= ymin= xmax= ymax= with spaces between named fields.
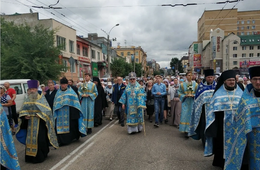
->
xmin=119 ymin=72 xmax=146 ymax=134
xmin=204 ymin=70 xmax=243 ymax=169
xmin=0 ymin=104 xmax=20 ymax=170
xmin=53 ymin=77 xmax=86 ymax=146
xmin=225 ymin=66 xmax=260 ymax=170
xmin=178 ymin=72 xmax=198 ymax=135
xmin=16 ymin=80 xmax=59 ymax=163
xmin=78 ymin=73 xmax=98 ymax=135
xmin=189 ymin=69 xmax=216 ymax=146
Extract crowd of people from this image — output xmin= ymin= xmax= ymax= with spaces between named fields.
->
xmin=1 ymin=65 xmax=260 ymax=170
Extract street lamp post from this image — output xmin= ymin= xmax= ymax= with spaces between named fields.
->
xmin=101 ymin=24 xmax=119 ymax=77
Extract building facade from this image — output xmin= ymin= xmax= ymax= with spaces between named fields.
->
xmin=198 ymin=9 xmax=260 ymax=41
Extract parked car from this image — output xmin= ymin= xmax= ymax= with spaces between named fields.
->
xmin=0 ymin=79 xmax=30 ymax=113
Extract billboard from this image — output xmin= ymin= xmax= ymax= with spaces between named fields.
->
xmin=193 ymin=54 xmax=202 ymax=67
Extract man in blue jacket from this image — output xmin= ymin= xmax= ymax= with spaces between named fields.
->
xmin=112 ymin=77 xmax=126 ymax=126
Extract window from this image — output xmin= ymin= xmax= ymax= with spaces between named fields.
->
xmin=233 ymin=61 xmax=238 ymax=65
xmin=56 ymin=35 xmax=66 ymax=50
xmin=69 ymin=40 xmax=74 ymax=53
xmin=127 ymin=52 xmax=131 ymax=56
xmin=241 ymin=32 xmax=244 ymax=35
xmin=10 ymin=84 xmax=23 ymax=94
xmin=233 ymin=47 xmax=237 ymax=50
xmin=135 ymin=58 xmax=139 ymax=62
xmin=242 ymin=46 xmax=246 ymax=50
xmin=77 ymin=44 xmax=80 ymax=55
xmin=250 ymin=46 xmax=254 ymax=50
xmin=242 ymin=53 xmax=246 ymax=57
xmin=97 ymin=52 xmax=100 ymax=61
xmin=247 ymin=20 xmax=250 ymax=24
xmin=62 ymin=59 xmax=68 ymax=72
xmin=252 ymin=20 xmax=255 ymax=24
xmin=237 ymin=21 xmax=239 ymax=24
xmin=91 ymin=50 xmax=96 ymax=59
xmin=233 ymin=41 xmax=238 ymax=44
xmin=249 ymin=53 xmax=254 ymax=57
xmin=258 ymin=46 xmax=260 ymax=50
xmin=241 ymin=20 xmax=244 ymax=24
xmin=247 ymin=32 xmax=250 ymax=35
xmin=247 ymin=26 xmax=250 ymax=29
xmin=252 ymin=26 xmax=255 ymax=29
xmin=233 ymin=54 xmax=237 ymax=58
xmin=121 ymin=52 xmax=124 ymax=56
xmin=237 ymin=27 xmax=239 ymax=30
xmin=257 ymin=53 xmax=260 ymax=57
xmin=237 ymin=32 xmax=240 ymax=36
xmin=135 ymin=52 xmax=138 ymax=56
xmin=83 ymin=47 xmax=88 ymax=56
xmin=241 ymin=26 xmax=244 ymax=30
xmin=70 ymin=61 xmax=75 ymax=73
xmin=23 ymin=83 xmax=28 ymax=93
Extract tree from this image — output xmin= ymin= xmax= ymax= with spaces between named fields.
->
xmin=153 ymin=70 xmax=161 ymax=76
xmin=134 ymin=63 xmax=142 ymax=77
xmin=1 ymin=19 xmax=65 ymax=83
xmin=170 ymin=57 xmax=184 ymax=75
xmin=110 ymin=58 xmax=127 ymax=77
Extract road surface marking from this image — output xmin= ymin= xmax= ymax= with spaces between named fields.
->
xmin=109 ymin=120 xmax=119 ymax=128
xmin=60 ymin=142 xmax=94 ymax=170
xmin=50 ymin=120 xmax=115 ymax=170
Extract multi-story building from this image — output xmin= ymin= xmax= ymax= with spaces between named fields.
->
xmin=201 ymin=28 xmax=260 ymax=74
xmin=2 ymin=12 xmax=79 ymax=81
xmin=114 ymin=46 xmax=148 ymax=76
xmin=180 ymin=56 xmax=189 ymax=73
xmin=198 ymin=9 xmax=260 ymax=41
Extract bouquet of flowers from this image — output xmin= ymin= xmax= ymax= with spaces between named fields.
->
xmin=81 ymin=82 xmax=88 ymax=93
xmin=187 ymin=84 xmax=193 ymax=96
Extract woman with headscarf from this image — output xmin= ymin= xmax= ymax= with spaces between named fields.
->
xmin=146 ymin=80 xmax=154 ymax=122
xmin=163 ymin=79 xmax=170 ymax=124
xmin=93 ymin=77 xmax=107 ymax=127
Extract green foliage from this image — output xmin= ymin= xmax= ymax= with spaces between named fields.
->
xmin=111 ymin=58 xmax=143 ymax=77
xmin=170 ymin=57 xmax=183 ymax=74
xmin=153 ymin=70 xmax=161 ymax=76
xmin=0 ymin=19 xmax=65 ymax=83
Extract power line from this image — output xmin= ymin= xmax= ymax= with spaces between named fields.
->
xmin=214 ymin=1 xmax=240 ymax=29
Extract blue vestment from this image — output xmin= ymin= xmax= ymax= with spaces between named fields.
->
xmin=78 ymin=82 xmax=98 ymax=128
xmin=0 ymin=104 xmax=20 ymax=170
xmin=225 ymin=84 xmax=260 ymax=170
xmin=189 ymin=81 xmax=216 ymax=139
xmin=119 ymin=83 xmax=146 ymax=126
xmin=17 ymin=94 xmax=59 ymax=156
xmin=178 ymin=81 xmax=198 ymax=133
xmin=53 ymin=87 xmax=86 ymax=136
xmin=204 ymin=85 xmax=243 ymax=158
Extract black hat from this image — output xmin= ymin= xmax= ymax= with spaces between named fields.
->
xmin=213 ymin=70 xmax=236 ymax=95
xmin=249 ymin=66 xmax=260 ymax=78
xmin=60 ymin=77 xmax=68 ymax=84
xmin=204 ymin=69 xmax=214 ymax=77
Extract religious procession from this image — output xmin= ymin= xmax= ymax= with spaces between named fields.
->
xmin=1 ymin=66 xmax=260 ymax=170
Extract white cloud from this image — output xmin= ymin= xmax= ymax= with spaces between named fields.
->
xmin=1 ymin=0 xmax=259 ymax=68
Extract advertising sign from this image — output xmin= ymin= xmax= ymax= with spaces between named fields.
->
xmin=193 ymin=54 xmax=202 ymax=67
xmin=194 ymin=44 xmax=198 ymax=53
xmin=92 ymin=62 xmax=99 ymax=77
xmin=217 ymin=36 xmax=221 ymax=52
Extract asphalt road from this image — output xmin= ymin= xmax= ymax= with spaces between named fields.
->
xmin=14 ymin=116 xmax=221 ymax=170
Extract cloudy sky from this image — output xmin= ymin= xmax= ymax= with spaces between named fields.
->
xmin=1 ymin=0 xmax=259 ymax=68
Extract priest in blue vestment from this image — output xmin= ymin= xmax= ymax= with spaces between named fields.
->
xmin=189 ymin=69 xmax=216 ymax=146
xmin=53 ymin=77 xmax=86 ymax=146
xmin=225 ymin=66 xmax=260 ymax=170
xmin=204 ymin=70 xmax=243 ymax=169
xmin=78 ymin=73 xmax=98 ymax=135
xmin=16 ymin=80 xmax=59 ymax=163
xmin=178 ymin=72 xmax=198 ymax=135
xmin=1 ymin=104 xmax=20 ymax=170
xmin=119 ymin=72 xmax=146 ymax=134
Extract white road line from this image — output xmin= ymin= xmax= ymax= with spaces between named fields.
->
xmin=60 ymin=142 xmax=94 ymax=170
xmin=50 ymin=120 xmax=115 ymax=170
xmin=109 ymin=120 xmax=119 ymax=128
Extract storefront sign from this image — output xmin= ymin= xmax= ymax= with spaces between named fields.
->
xmin=78 ymin=56 xmax=91 ymax=63
xmin=217 ymin=36 xmax=221 ymax=52
xmin=193 ymin=54 xmax=202 ymax=67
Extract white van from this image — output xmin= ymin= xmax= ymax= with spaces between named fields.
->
xmin=0 ymin=79 xmax=30 ymax=113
